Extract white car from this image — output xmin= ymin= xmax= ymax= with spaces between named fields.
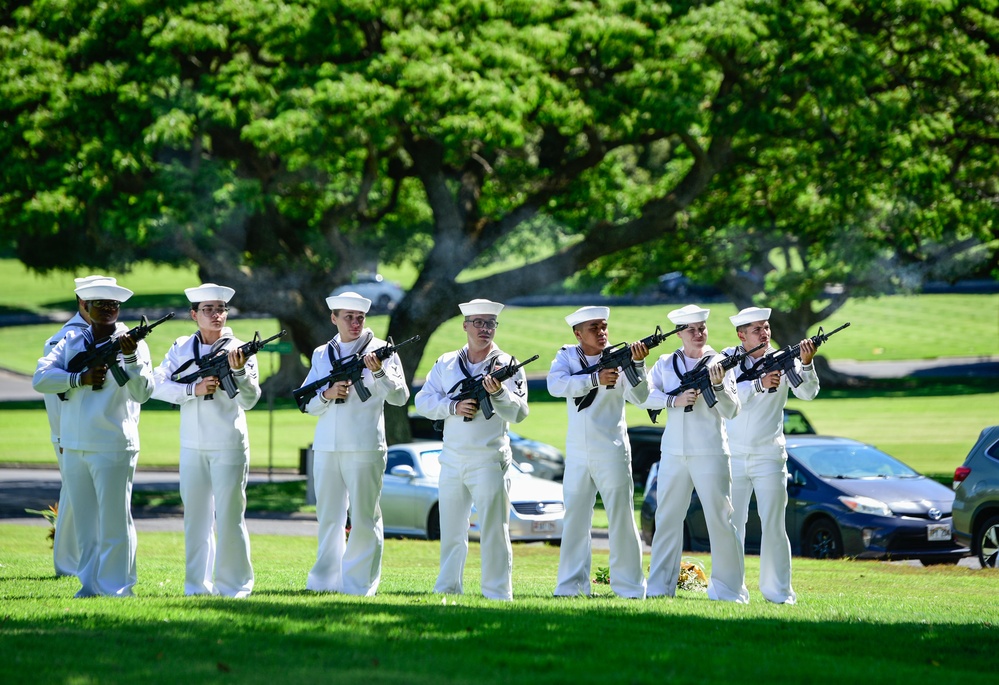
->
xmin=329 ymin=272 xmax=406 ymax=313
xmin=381 ymin=442 xmax=565 ymax=542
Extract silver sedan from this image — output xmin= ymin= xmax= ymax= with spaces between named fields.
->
xmin=381 ymin=441 xmax=565 ymax=542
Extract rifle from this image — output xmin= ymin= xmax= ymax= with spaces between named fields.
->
xmin=648 ymin=342 xmax=767 ymax=423
xmin=440 ymin=354 xmax=540 ymax=427
xmin=293 ymin=335 xmax=420 ymax=412
xmin=735 ymin=322 xmax=851 ymax=390
xmin=172 ymin=330 xmax=286 ymax=400
xmin=67 ymin=312 xmax=175 ymax=390
xmin=572 ymin=324 xmax=687 ymax=388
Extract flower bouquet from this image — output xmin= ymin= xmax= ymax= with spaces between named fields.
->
xmin=25 ymin=503 xmax=58 ymax=548
xmin=677 ymin=556 xmax=708 ymax=592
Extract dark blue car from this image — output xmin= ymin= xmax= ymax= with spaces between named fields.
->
xmin=640 ymin=435 xmax=971 ymax=564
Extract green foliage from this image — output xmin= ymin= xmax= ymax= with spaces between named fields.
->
xmin=1 ymin=0 xmax=996 ymax=370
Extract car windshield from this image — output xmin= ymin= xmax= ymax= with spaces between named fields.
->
xmin=791 ymin=443 xmax=922 ymax=479
xmin=417 ymin=449 xmax=443 ymax=479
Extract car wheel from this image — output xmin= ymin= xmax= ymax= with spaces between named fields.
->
xmin=976 ymin=514 xmax=999 ymax=569
xmin=377 ymin=294 xmax=393 ymax=310
xmin=804 ymin=518 xmax=843 ymax=559
xmin=426 ymin=504 xmax=441 ymax=541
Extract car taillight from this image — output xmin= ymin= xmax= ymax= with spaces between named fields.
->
xmin=953 ymin=466 xmax=971 ymax=490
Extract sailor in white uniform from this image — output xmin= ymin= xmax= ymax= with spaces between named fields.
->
xmin=723 ymin=306 xmax=819 ymax=604
xmin=415 ymin=299 xmax=529 ymax=600
xmin=151 ymin=283 xmax=260 ymax=597
xmin=642 ymin=304 xmax=749 ymax=603
xmin=548 ymin=306 xmax=649 ymax=599
xmin=298 ymin=291 xmax=410 ymax=596
xmin=32 ymin=280 xmax=154 ymax=597
xmin=41 ymin=275 xmax=115 ymax=578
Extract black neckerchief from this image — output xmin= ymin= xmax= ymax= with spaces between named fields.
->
xmin=574 ymin=346 xmax=600 ymax=411
xmin=327 ymin=330 xmax=373 ymax=362
xmin=447 ymin=347 xmax=502 ymax=394
xmin=172 ymin=331 xmax=232 ymax=377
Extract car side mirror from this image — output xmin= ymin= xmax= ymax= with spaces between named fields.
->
xmin=389 ymin=465 xmax=417 ymax=479
xmin=788 ymin=470 xmax=807 ymax=488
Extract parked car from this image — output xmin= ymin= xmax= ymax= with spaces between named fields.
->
xmin=381 ymin=441 xmax=565 ymax=542
xmin=329 ymin=272 xmax=406 ymax=313
xmin=656 ymin=271 xmax=724 ymax=300
xmin=629 ymin=408 xmax=816 ymax=488
xmin=409 ymin=414 xmax=565 ymax=481
xmin=952 ymin=425 xmax=999 ymax=568
xmin=640 ymin=434 xmax=970 ymax=565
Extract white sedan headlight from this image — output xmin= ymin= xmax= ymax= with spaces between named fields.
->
xmin=838 ymin=495 xmax=893 ymax=517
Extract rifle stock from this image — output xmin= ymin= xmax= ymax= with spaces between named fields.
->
xmin=292 ymin=335 xmax=420 ymax=412
xmin=451 ymin=354 xmax=539 ymax=422
xmin=67 ymin=312 xmax=175 ymax=390
xmin=648 ymin=342 xmax=767 ymax=422
xmin=573 ymin=324 xmax=687 ymax=388
xmin=735 ymin=322 xmax=851 ymax=390
xmin=173 ymin=329 xmax=286 ymax=400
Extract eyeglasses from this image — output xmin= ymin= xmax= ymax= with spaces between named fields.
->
xmin=198 ymin=306 xmax=229 ymax=316
xmin=91 ymin=300 xmax=120 ymax=310
xmin=467 ymin=318 xmax=498 ymax=330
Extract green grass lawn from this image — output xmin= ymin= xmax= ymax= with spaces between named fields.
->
xmin=2 ymin=258 xmax=997 ymax=380
xmin=2 ymin=258 xmax=997 ymax=492
xmin=3 ymin=377 xmax=996 ymax=482
xmin=0 ymin=524 xmax=995 ymax=684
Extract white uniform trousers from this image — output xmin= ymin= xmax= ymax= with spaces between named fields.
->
xmin=731 ymin=451 xmax=796 ymax=604
xmin=62 ymin=448 xmax=138 ymax=598
xmin=648 ymin=452 xmax=749 ymax=603
xmin=307 ymin=450 xmax=385 ymax=596
xmin=179 ymin=446 xmax=254 ymax=598
xmin=435 ymin=458 xmax=513 ymax=600
xmin=52 ymin=444 xmax=80 ymax=578
xmin=555 ymin=455 xmax=646 ymax=599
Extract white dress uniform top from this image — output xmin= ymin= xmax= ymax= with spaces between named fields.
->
xmin=415 ymin=299 xmax=529 ymax=601
xmin=723 ymin=306 xmax=820 ymax=604
xmin=548 ymin=306 xmax=649 ymax=599
xmin=152 ymin=284 xmax=260 ymax=597
xmin=32 ymin=281 xmax=154 ymax=598
xmin=301 ymin=293 xmax=410 ymax=596
xmin=642 ymin=305 xmax=749 ymax=603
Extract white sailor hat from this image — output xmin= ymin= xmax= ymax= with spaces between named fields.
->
xmin=325 ymin=291 xmax=372 ymax=313
xmin=74 ymin=274 xmax=117 ymax=288
xmin=565 ymin=306 xmax=610 ymax=327
xmin=667 ymin=304 xmax=710 ymax=325
xmin=729 ymin=306 xmax=772 ymax=327
xmin=74 ymin=281 xmax=134 ymax=303
xmin=459 ymin=298 xmax=504 ymax=317
xmin=184 ymin=283 xmax=235 ymax=304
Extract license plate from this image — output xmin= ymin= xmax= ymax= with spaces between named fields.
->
xmin=927 ymin=523 xmax=951 ymax=541
xmin=532 ymin=521 xmax=556 ymax=533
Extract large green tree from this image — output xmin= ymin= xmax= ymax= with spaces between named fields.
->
xmin=2 ymin=1 xmax=997 ymax=437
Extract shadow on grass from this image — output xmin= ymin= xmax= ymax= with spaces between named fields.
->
xmin=820 ymin=376 xmax=996 ymax=399
xmin=0 ymin=592 xmax=992 ymax=683
xmin=131 ymin=480 xmax=310 ymax=513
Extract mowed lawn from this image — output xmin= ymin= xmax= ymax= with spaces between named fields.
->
xmin=1 ymin=524 xmax=996 ymax=684
xmin=1 ymin=257 xmax=996 ymax=489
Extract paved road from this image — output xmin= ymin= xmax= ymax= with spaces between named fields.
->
xmin=4 ymin=467 xmax=986 ymax=567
